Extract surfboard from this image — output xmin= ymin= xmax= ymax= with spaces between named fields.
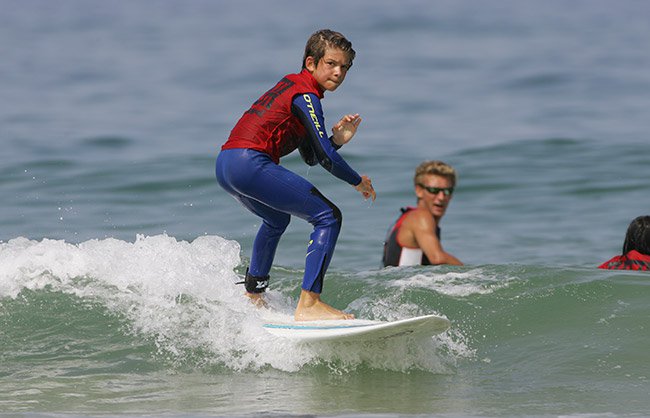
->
xmin=262 ymin=314 xmax=450 ymax=343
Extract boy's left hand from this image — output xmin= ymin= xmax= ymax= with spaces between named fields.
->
xmin=332 ymin=114 xmax=362 ymax=146
xmin=355 ymin=175 xmax=376 ymax=201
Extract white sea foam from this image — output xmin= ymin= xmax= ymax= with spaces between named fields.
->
xmin=391 ymin=269 xmax=513 ymax=297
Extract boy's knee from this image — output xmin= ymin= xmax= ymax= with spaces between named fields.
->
xmin=331 ymin=205 xmax=342 ymax=224
xmin=309 ymin=187 xmax=342 ymax=227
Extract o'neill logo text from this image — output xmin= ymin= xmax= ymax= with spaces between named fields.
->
xmin=302 ymin=94 xmax=324 ymax=138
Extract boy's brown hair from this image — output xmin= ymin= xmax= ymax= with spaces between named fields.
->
xmin=302 ymin=29 xmax=355 ymax=69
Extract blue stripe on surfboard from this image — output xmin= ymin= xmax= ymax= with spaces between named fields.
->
xmin=263 ymin=323 xmax=374 ymax=330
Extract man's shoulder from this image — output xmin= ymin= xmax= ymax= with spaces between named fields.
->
xmin=402 ymin=207 xmax=436 ymax=229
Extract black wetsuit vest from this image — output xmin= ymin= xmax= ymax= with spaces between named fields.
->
xmin=382 ymin=207 xmax=440 ymax=267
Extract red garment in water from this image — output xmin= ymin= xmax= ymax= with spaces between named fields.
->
xmin=598 ymin=250 xmax=650 ymax=271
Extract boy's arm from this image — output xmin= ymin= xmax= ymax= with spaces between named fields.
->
xmin=291 ymin=93 xmax=362 ymax=186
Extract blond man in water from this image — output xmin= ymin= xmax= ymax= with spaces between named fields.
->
xmin=383 ymin=161 xmax=462 ymax=267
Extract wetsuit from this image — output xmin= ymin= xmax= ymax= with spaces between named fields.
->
xmin=598 ymin=250 xmax=650 ymax=271
xmin=216 ymin=69 xmax=362 ymax=294
xmin=382 ymin=207 xmax=440 ymax=267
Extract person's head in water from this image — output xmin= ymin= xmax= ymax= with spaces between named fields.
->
xmin=413 ymin=160 xmax=457 ymax=222
xmin=622 ymin=215 xmax=650 ymax=255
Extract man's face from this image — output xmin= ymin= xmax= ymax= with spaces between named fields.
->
xmin=306 ymin=47 xmax=351 ymax=92
xmin=415 ymin=174 xmax=454 ymax=220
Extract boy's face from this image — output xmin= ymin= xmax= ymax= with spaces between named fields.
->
xmin=305 ymin=47 xmax=351 ymax=92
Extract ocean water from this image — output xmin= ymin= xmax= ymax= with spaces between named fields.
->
xmin=1 ymin=1 xmax=650 ymax=417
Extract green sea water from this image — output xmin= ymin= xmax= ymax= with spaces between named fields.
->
xmin=1 ymin=236 xmax=649 ymax=416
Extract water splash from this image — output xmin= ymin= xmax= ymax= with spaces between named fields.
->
xmin=0 ymin=234 xmax=463 ymax=373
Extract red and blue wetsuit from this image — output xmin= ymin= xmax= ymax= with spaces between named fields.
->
xmin=598 ymin=250 xmax=650 ymax=271
xmin=216 ymin=69 xmax=362 ymax=294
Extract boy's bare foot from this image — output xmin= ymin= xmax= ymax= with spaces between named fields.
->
xmin=245 ymin=292 xmax=268 ymax=308
xmin=294 ymin=290 xmax=354 ymax=321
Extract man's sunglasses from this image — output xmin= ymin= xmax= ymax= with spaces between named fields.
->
xmin=418 ymin=184 xmax=454 ymax=196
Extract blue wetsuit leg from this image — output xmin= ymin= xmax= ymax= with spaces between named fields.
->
xmin=216 ymin=148 xmax=341 ymax=293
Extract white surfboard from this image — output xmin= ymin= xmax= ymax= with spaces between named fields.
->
xmin=262 ymin=314 xmax=450 ymax=343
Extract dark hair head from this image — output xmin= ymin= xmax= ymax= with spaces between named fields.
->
xmin=302 ymin=29 xmax=355 ymax=70
xmin=622 ymin=215 xmax=650 ymax=255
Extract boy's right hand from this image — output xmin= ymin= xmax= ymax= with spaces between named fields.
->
xmin=355 ymin=175 xmax=376 ymax=201
xmin=332 ymin=113 xmax=362 ymax=146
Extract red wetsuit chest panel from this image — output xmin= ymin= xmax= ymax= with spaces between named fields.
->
xmin=222 ymin=69 xmax=324 ymax=164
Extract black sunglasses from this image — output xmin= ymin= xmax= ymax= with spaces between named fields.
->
xmin=418 ymin=184 xmax=454 ymax=196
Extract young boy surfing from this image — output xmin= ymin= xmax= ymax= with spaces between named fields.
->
xmin=216 ymin=29 xmax=375 ymax=321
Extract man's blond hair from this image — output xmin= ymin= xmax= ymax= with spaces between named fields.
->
xmin=414 ymin=160 xmax=457 ymax=187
